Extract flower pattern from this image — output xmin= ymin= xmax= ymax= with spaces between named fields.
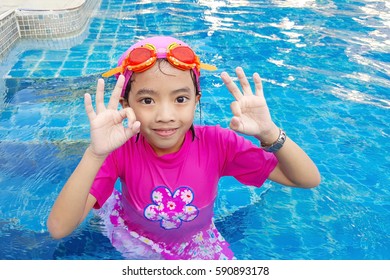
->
xmin=144 ymin=186 xmax=199 ymax=230
xmin=97 ymin=189 xmax=235 ymax=260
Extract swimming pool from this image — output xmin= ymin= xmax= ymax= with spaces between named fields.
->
xmin=0 ymin=0 xmax=389 ymax=260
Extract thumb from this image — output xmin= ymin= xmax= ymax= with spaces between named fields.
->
xmin=229 ymin=116 xmax=242 ymax=131
xmin=230 ymin=101 xmax=243 ymax=131
xmin=123 ymin=120 xmax=141 ymax=139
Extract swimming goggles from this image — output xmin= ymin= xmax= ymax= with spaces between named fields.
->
xmin=102 ymin=42 xmax=217 ymax=78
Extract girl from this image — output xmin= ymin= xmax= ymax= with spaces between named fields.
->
xmin=47 ymin=36 xmax=320 ymax=260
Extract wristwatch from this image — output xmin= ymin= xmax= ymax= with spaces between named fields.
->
xmin=261 ymin=128 xmax=287 ymax=153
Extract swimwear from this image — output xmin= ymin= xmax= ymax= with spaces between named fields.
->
xmin=90 ymin=125 xmax=277 ymax=259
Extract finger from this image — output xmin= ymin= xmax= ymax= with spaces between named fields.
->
xmin=129 ymin=121 xmax=141 ymax=135
xmin=107 ymin=75 xmax=125 ymax=110
xmin=221 ymin=71 xmax=243 ymax=101
xmin=127 ymin=108 xmax=141 ymax=135
xmin=84 ymin=93 xmax=96 ymax=121
xmin=95 ymin=78 xmax=106 ymax=114
xmin=253 ymin=72 xmax=264 ymax=98
xmin=236 ymin=67 xmax=253 ymax=96
xmin=123 ymin=120 xmax=141 ymax=139
xmin=123 ymin=107 xmax=137 ymax=124
xmin=230 ymin=116 xmax=243 ymax=132
xmin=122 ymin=108 xmax=140 ymax=137
xmin=230 ymin=100 xmax=242 ymax=117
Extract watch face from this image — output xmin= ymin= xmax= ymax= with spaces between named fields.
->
xmin=268 ymin=142 xmax=282 ymax=152
xmin=264 ymin=129 xmax=286 ymax=153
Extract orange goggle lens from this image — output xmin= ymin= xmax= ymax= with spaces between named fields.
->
xmin=128 ymin=47 xmax=155 ymax=65
xmin=124 ymin=45 xmax=157 ymax=72
xmin=168 ymin=45 xmax=197 ymax=68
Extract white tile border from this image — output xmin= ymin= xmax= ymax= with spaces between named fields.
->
xmin=0 ymin=0 xmax=100 ymax=59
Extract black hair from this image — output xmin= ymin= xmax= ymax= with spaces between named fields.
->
xmin=123 ymin=59 xmax=201 ymax=141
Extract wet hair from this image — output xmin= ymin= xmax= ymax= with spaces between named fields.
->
xmin=123 ymin=59 xmax=201 ymax=141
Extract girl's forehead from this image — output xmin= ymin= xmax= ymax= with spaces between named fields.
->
xmin=131 ymin=62 xmax=194 ymax=86
xmin=126 ymin=62 xmax=198 ymax=100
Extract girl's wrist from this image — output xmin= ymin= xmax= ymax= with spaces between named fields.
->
xmin=260 ymin=128 xmax=287 ymax=153
xmin=85 ymin=146 xmax=109 ymax=162
xmin=255 ymin=124 xmax=280 ymax=144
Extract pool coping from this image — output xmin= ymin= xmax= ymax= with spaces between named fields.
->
xmin=0 ymin=0 xmax=101 ymax=59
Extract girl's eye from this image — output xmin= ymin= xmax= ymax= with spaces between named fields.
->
xmin=176 ymin=96 xmax=189 ymax=103
xmin=141 ymin=98 xmax=154 ymax=104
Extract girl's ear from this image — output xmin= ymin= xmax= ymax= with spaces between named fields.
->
xmin=196 ymin=93 xmax=201 ymax=103
xmin=119 ymin=97 xmax=130 ymax=108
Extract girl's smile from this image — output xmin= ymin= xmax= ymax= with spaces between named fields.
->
xmin=153 ymin=128 xmax=178 ymax=138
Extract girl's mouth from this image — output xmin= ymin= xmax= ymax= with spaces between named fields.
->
xmin=154 ymin=128 xmax=178 ymax=137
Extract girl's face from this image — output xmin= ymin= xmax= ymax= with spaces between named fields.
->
xmin=123 ymin=62 xmax=200 ymax=156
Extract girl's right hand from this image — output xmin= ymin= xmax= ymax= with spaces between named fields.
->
xmin=84 ymin=75 xmax=140 ymax=158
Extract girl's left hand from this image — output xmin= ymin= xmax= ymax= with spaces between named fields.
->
xmin=221 ymin=67 xmax=279 ymax=144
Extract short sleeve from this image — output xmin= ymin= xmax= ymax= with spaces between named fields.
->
xmin=89 ymin=152 xmax=119 ymax=209
xmin=217 ymin=126 xmax=278 ymax=187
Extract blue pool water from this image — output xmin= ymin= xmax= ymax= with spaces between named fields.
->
xmin=0 ymin=0 xmax=389 ymax=260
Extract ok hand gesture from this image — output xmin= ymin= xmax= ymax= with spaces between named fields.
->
xmin=84 ymin=75 xmax=140 ymax=157
xmin=221 ymin=67 xmax=279 ymax=144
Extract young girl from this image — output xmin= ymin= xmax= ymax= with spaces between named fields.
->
xmin=47 ymin=36 xmax=320 ymax=260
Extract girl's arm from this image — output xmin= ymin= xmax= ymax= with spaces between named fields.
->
xmin=47 ymin=76 xmax=140 ymax=239
xmin=47 ymin=148 xmax=102 ymax=239
xmin=221 ymin=67 xmax=320 ymax=188
xmin=258 ymin=128 xmax=321 ymax=188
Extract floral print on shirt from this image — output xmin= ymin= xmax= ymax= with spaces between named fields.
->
xmin=96 ymin=189 xmax=235 ymax=260
xmin=144 ymin=186 xmax=199 ymax=230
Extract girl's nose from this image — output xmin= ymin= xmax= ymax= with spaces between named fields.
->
xmin=155 ymin=102 xmax=175 ymax=123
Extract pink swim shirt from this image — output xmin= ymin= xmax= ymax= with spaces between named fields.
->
xmin=90 ymin=125 xmax=278 ymax=244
